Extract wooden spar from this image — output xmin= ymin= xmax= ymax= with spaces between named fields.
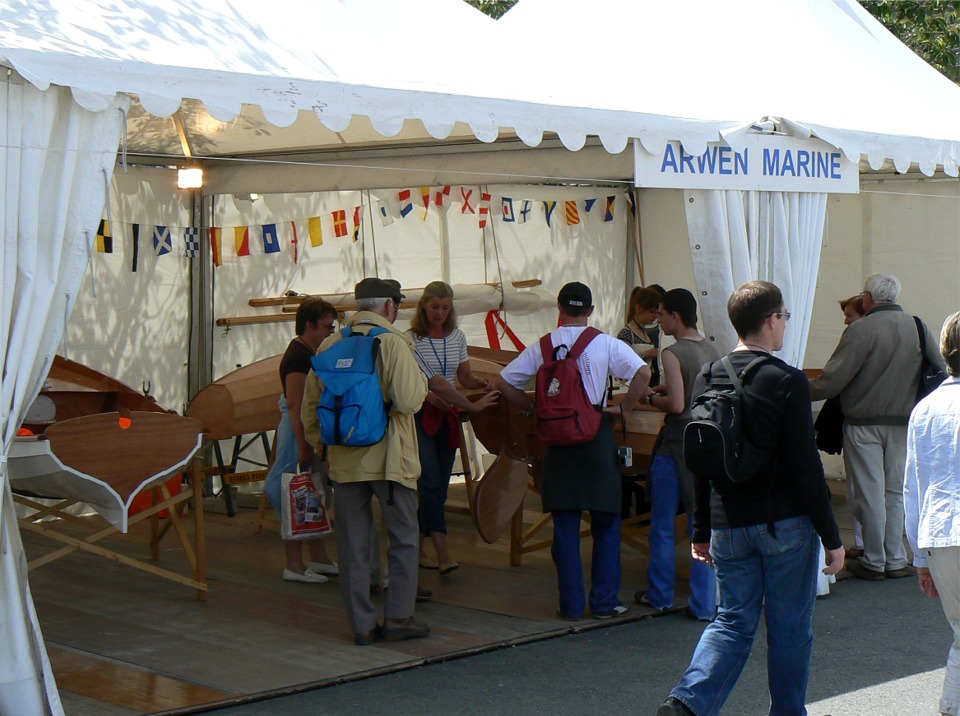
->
xmin=247 ymin=279 xmax=543 ymax=308
xmin=216 ymin=300 xmax=413 ymax=326
xmin=219 ymin=280 xmax=549 ymax=329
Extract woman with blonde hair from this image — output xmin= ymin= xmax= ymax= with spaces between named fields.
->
xmin=407 ymin=281 xmax=499 ymax=573
xmin=904 ymin=310 xmax=960 ymax=716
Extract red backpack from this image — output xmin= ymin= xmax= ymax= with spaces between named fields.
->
xmin=535 ymin=327 xmax=602 ymax=446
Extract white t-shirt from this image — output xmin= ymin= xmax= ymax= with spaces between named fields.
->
xmin=500 ymin=326 xmax=646 ymax=406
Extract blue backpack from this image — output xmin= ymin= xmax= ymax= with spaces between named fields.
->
xmin=311 ymin=325 xmax=390 ymax=447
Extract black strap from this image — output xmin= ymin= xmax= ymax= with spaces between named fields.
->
xmin=914 ymin=316 xmax=930 ymax=371
xmin=333 ymin=395 xmax=343 ymax=444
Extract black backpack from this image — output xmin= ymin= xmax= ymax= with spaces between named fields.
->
xmin=683 ymin=355 xmax=774 ymax=485
xmin=914 ymin=316 xmax=946 ymax=402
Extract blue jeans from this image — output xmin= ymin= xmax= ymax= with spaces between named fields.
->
xmin=646 ymin=454 xmax=717 ymax=619
xmin=552 ymin=510 xmax=621 ymax=618
xmin=415 ymin=415 xmax=457 ymax=535
xmin=264 ymin=395 xmax=297 ymax=514
xmin=670 ymin=516 xmax=820 ymax=716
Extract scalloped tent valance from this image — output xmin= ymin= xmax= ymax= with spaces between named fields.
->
xmin=2 ymin=0 xmax=960 ymax=178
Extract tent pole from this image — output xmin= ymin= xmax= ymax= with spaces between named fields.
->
xmin=187 ymin=189 xmax=213 ymax=402
xmin=633 ymin=187 xmax=645 ymax=286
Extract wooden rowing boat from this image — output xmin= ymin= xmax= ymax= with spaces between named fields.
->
xmin=11 ymin=356 xmax=204 ymax=532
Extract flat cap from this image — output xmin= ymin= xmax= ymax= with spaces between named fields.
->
xmin=355 ymin=277 xmax=403 ymax=302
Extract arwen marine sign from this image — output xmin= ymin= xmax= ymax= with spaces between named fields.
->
xmin=634 ymin=135 xmax=859 ymax=193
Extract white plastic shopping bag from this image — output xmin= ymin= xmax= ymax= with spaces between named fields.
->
xmin=280 ymin=469 xmax=332 ymax=540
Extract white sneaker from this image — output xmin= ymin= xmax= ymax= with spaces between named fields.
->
xmin=308 ymin=562 xmax=340 ymax=576
xmin=283 ymin=568 xmax=328 ymax=584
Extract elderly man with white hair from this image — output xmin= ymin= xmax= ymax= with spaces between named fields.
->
xmin=810 ymin=273 xmax=945 ymax=581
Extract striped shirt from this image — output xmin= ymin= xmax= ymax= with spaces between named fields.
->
xmin=407 ymin=327 xmax=469 ymax=386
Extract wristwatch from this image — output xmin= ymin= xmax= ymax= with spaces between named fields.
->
xmin=644 ymin=393 xmax=655 ymax=406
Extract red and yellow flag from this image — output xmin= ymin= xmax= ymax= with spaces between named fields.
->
xmin=209 ymin=227 xmax=222 ymax=267
xmin=332 ymin=210 xmax=348 ymax=238
xmin=234 ymin=226 xmax=250 ymax=257
xmin=352 ymin=206 xmax=362 ymax=242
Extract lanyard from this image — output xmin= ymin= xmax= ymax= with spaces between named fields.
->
xmin=427 ymin=332 xmax=448 ymax=378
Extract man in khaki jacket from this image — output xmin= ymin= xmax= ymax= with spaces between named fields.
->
xmin=302 ymin=278 xmax=429 ymax=645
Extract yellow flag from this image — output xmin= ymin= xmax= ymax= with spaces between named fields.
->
xmin=308 ymin=216 xmax=323 ymax=247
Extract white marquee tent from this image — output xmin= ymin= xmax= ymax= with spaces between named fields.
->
xmin=5 ymin=0 xmax=960 ymax=712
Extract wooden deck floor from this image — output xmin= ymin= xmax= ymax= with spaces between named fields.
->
xmin=24 ymin=478 xmax=854 ymax=715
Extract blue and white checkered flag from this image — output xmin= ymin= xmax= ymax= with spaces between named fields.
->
xmin=184 ymin=227 xmax=199 ymax=257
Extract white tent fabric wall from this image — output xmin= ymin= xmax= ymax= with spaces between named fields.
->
xmin=210 ymin=184 xmax=631 ymax=383
xmin=0 ymin=76 xmax=127 ymax=716
xmin=62 ymin=166 xmax=193 ymax=413
xmin=683 ymin=190 xmax=827 ymax=366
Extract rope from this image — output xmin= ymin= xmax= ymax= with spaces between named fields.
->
xmin=117 ymin=106 xmax=128 ymax=172
xmin=366 ymin=189 xmax=378 ymax=275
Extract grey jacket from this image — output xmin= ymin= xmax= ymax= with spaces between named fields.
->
xmin=809 ymin=304 xmax=945 ymax=425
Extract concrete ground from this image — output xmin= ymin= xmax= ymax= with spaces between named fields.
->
xmin=198 ymin=574 xmax=952 ymax=716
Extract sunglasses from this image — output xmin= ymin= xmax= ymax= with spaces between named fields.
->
xmin=766 ymin=310 xmax=791 ymax=321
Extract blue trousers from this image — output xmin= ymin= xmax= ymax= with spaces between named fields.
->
xmin=264 ymin=395 xmax=296 ymax=515
xmin=552 ymin=510 xmax=622 ymax=618
xmin=669 ymin=516 xmax=820 ymax=716
xmin=646 ymin=453 xmax=717 ymax=619
xmin=415 ymin=416 xmax=457 ymax=535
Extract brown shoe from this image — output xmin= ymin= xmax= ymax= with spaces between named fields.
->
xmin=354 ymin=626 xmax=382 ymax=646
xmin=885 ymin=564 xmax=918 ymax=579
xmin=382 ymin=617 xmax=430 ymax=641
xmin=845 ymin=560 xmax=885 ymax=581
xmin=844 ymin=547 xmax=864 ymax=560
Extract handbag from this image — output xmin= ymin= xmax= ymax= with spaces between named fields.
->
xmin=814 ymin=396 xmax=845 ymax=455
xmin=280 ymin=469 xmax=332 ymax=541
xmin=914 ymin=316 xmax=946 ymax=402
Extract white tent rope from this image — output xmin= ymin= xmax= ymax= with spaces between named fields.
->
xmin=117 ymin=107 xmax=128 ymax=172
xmin=61 ymin=293 xmax=70 ymax=359
xmin=365 ymin=189 xmax=378 ymax=276
xmin=83 ymin=230 xmax=96 ymax=298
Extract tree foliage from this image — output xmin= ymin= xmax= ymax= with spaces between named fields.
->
xmin=463 ymin=0 xmax=517 ymax=20
xmin=465 ymin=1 xmax=960 ymax=84
xmin=861 ymin=1 xmax=960 ymax=83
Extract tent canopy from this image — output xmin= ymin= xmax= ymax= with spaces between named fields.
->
xmin=4 ymin=0 xmax=960 ymax=180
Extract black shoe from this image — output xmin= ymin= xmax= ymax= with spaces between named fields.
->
xmin=381 ymin=617 xmax=430 ymax=641
xmin=635 ymin=590 xmax=670 ymax=614
xmin=845 ymin=560 xmax=885 ymax=581
xmin=416 ymin=586 xmax=432 ymax=602
xmin=656 ymin=696 xmax=695 ymax=716
xmin=885 ymin=564 xmax=917 ymax=579
xmin=593 ymin=603 xmax=629 ymax=619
